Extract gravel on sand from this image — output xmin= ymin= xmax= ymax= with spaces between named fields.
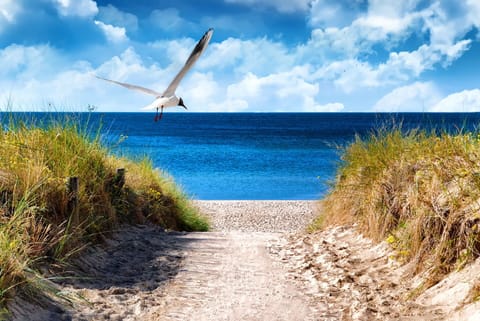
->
xmin=193 ymin=200 xmax=319 ymax=232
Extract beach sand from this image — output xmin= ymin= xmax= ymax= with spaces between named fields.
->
xmin=192 ymin=200 xmax=319 ymax=232
xmin=8 ymin=201 xmax=480 ymax=320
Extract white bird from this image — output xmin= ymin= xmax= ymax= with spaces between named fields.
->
xmin=96 ymin=28 xmax=214 ymax=121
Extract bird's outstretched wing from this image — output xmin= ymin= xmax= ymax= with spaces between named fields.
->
xmin=95 ymin=76 xmax=162 ymax=97
xmin=162 ymin=28 xmax=214 ymax=97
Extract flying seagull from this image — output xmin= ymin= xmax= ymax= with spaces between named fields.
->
xmin=96 ymin=28 xmax=214 ymax=121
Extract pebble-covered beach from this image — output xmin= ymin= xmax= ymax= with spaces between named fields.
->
xmin=193 ymin=200 xmax=319 ymax=232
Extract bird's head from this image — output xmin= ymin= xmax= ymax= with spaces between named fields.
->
xmin=178 ymin=98 xmax=188 ymax=110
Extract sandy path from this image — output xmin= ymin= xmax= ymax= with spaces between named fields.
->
xmin=9 ymin=201 xmax=317 ymax=321
xmin=10 ymin=201 xmax=478 ymax=320
xmin=147 ymin=232 xmax=312 ymax=321
xmin=10 ymin=228 xmax=313 ymax=321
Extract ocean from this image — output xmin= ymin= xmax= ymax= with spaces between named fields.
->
xmin=3 ymin=112 xmax=480 ymax=200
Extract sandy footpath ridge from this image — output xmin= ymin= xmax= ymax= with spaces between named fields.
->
xmin=272 ymin=226 xmax=444 ymax=320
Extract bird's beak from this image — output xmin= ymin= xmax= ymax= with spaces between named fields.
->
xmin=178 ymin=98 xmax=188 ymax=110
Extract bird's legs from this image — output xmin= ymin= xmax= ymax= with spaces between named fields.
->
xmin=154 ymin=106 xmax=164 ymax=122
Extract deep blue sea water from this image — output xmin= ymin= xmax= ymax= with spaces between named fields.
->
xmin=3 ymin=112 xmax=480 ymax=200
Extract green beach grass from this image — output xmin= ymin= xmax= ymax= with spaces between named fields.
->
xmin=0 ymin=114 xmax=208 ymax=311
xmin=315 ymin=126 xmax=480 ymax=290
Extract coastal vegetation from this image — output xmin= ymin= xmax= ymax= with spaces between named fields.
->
xmin=0 ymin=114 xmax=208 ymax=312
xmin=316 ymin=126 xmax=480 ymax=290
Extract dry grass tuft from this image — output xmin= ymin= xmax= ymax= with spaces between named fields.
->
xmin=319 ymin=127 xmax=480 ymax=283
xmin=0 ymin=114 xmax=208 ymax=308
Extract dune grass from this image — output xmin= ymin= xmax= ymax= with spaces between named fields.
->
xmin=0 ymin=114 xmax=208 ymax=308
xmin=316 ymin=126 xmax=480 ymax=288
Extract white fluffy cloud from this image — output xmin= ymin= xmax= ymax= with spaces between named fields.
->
xmin=308 ymin=38 xmax=473 ymax=94
xmin=97 ymin=4 xmax=138 ymax=32
xmin=53 ymin=0 xmax=98 ymax=18
xmin=309 ymin=0 xmax=364 ymax=28
xmin=466 ymin=0 xmax=480 ymax=27
xmin=0 ymin=45 xmax=161 ymax=111
xmin=94 ymin=20 xmax=128 ymax=43
xmin=202 ymin=37 xmax=294 ymax=76
xmin=1 ymin=1 xmax=479 ymax=113
xmin=0 ymin=44 xmax=62 ymax=81
xmin=149 ymin=8 xmax=195 ymax=31
xmin=374 ymin=85 xmax=480 ymax=113
xmin=95 ymin=46 xmax=315 ymax=112
xmin=181 ymin=72 xmax=223 ymax=111
xmin=0 ymin=0 xmax=21 ymax=24
xmin=223 ymin=67 xmax=324 ymax=111
xmin=182 ymin=72 xmax=250 ymax=112
xmin=421 ymin=2 xmax=480 ymax=50
xmin=224 ymin=0 xmax=310 ymax=13
xmin=307 ymin=0 xmax=419 ymax=55
xmin=143 ymin=37 xmax=335 ymax=112
xmin=301 ymin=0 xmax=479 ymax=97
xmin=373 ymin=82 xmax=441 ymax=112
xmin=307 ymin=0 xmax=476 ymax=56
xmin=430 ymin=89 xmax=480 ymax=112
xmin=308 ymin=102 xmax=345 ymax=112
xmin=96 ymin=47 xmax=146 ymax=79
xmin=0 ymin=44 xmax=96 ymax=109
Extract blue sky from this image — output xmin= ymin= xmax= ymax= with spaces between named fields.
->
xmin=1 ymin=0 xmax=479 ymax=112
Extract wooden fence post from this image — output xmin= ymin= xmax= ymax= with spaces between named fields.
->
xmin=66 ymin=176 xmax=79 ymax=227
xmin=115 ymin=168 xmax=125 ymax=190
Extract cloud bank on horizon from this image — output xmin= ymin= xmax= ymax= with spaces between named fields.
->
xmin=0 ymin=0 xmax=479 ymax=112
